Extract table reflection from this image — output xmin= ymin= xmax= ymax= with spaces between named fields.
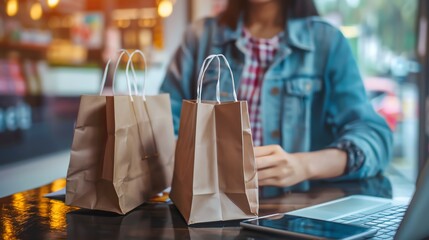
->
xmin=0 ymin=175 xmax=393 ymax=240
xmin=0 ymin=179 xmax=74 ymax=239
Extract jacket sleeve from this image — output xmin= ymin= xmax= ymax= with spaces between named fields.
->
xmin=160 ymin=23 xmax=200 ymax=135
xmin=322 ymin=26 xmax=393 ymax=180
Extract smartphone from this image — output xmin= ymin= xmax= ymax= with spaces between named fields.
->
xmin=240 ymin=213 xmax=377 ymax=240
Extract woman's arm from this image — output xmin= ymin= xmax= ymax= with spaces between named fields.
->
xmin=255 ymin=22 xmax=392 ymax=187
xmin=321 ymin=24 xmax=393 ymax=180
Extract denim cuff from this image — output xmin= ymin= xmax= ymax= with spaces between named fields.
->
xmin=331 ymin=140 xmax=366 ymax=174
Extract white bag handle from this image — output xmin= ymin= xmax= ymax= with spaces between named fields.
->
xmin=125 ymin=49 xmax=148 ymax=101
xmin=99 ymin=49 xmax=137 ymax=100
xmin=196 ymin=54 xmax=237 ymax=103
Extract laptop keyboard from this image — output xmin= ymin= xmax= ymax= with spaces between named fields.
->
xmin=335 ymin=205 xmax=407 ymax=240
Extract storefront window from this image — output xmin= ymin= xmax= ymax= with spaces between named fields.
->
xmin=0 ymin=0 xmax=187 ymax=164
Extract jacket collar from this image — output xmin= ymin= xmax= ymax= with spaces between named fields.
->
xmin=213 ymin=15 xmax=314 ymax=51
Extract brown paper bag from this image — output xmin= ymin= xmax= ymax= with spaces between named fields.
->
xmin=170 ymin=54 xmax=258 ymax=224
xmin=66 ymin=50 xmax=175 ymax=214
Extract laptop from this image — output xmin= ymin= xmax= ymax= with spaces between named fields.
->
xmin=268 ymin=161 xmax=429 ymax=240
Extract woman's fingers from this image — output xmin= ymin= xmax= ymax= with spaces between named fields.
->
xmin=258 ymin=168 xmax=275 ymax=181
xmin=254 ymin=145 xmax=282 ymax=157
xmin=258 ymin=167 xmax=292 ymax=180
xmin=256 ymin=155 xmax=279 ymax=170
xmin=254 ymin=145 xmax=302 ymax=187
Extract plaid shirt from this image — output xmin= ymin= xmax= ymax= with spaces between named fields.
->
xmin=238 ymin=29 xmax=281 ymax=146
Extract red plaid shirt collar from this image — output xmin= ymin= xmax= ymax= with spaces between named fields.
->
xmin=238 ymin=29 xmax=282 ymax=146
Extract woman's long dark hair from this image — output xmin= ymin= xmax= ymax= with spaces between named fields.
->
xmin=219 ymin=0 xmax=319 ymax=29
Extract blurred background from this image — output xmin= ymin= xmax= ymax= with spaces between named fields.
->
xmin=1 ymin=0 xmax=429 ymax=195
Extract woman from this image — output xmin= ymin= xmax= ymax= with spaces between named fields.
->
xmin=160 ymin=0 xmax=392 ymax=188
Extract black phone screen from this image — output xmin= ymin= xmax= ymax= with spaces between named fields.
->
xmin=242 ymin=214 xmax=377 ymax=239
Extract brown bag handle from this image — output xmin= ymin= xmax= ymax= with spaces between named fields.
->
xmin=126 ymin=50 xmax=148 ymax=101
xmin=196 ymin=54 xmax=238 ymax=103
xmin=99 ymin=49 xmax=136 ymax=102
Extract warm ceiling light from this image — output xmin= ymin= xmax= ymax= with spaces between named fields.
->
xmin=117 ymin=19 xmax=130 ymax=28
xmin=138 ymin=18 xmax=156 ymax=28
xmin=47 ymin=0 xmax=60 ymax=8
xmin=6 ymin=0 xmax=18 ymax=17
xmin=158 ymin=0 xmax=173 ymax=18
xmin=30 ymin=2 xmax=43 ymax=20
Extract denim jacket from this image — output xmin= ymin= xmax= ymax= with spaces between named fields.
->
xmin=160 ymin=16 xmax=393 ymax=182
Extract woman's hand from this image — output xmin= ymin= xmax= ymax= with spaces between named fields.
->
xmin=254 ymin=145 xmax=348 ymax=187
xmin=255 ymin=145 xmax=311 ymax=187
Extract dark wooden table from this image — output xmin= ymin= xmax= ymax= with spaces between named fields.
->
xmin=0 ymin=172 xmax=413 ymax=240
